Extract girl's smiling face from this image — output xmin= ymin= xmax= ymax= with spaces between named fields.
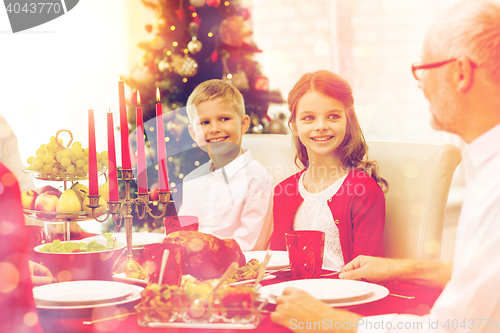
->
xmin=292 ymin=91 xmax=347 ymax=162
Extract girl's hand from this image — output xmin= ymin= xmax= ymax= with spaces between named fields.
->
xmin=29 ymin=260 xmax=56 ymax=286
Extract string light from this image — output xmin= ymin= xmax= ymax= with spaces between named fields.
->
xmin=165 ymin=137 xmax=170 ymax=142
xmin=195 ymin=161 xmax=200 ymax=166
xmin=170 ymin=182 xmax=176 ymax=188
xmin=208 ymin=32 xmax=213 ymax=37
xmin=227 ymin=73 xmax=233 ymax=79
xmin=183 ymin=48 xmax=189 ymax=54
xmin=182 ymin=78 xmax=188 ymax=83
xmin=192 ymin=13 xmax=197 ymax=17
xmin=166 ymin=51 xmax=172 ymax=56
xmin=179 ymin=173 xmax=184 ymax=179
xmin=172 ymin=41 xmax=178 ymax=47
xmin=192 ymin=143 xmax=197 ymax=147
xmin=168 ymin=157 xmax=173 ymax=161
xmin=170 ymin=25 xmax=176 ymax=31
xmin=149 ymin=127 xmax=154 ymax=132
xmin=224 ymin=1 xmax=229 ymax=6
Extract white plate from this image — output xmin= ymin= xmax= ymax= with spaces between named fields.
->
xmin=112 ymin=273 xmax=148 ymax=287
xmin=260 ymin=279 xmax=389 ymax=307
xmin=82 ymin=232 xmax=165 ymax=248
xmin=226 ymin=274 xmax=276 ymax=287
xmin=33 ymin=280 xmax=137 ymax=305
xmin=34 ymin=284 xmax=144 ymax=310
xmin=243 ymin=251 xmax=289 ymax=270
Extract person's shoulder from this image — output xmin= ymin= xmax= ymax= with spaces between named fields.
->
xmin=277 ymin=170 xmax=304 ymax=186
xmin=347 ymin=168 xmax=376 ymax=185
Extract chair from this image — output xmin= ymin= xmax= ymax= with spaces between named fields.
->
xmin=242 ymin=134 xmax=462 ymax=261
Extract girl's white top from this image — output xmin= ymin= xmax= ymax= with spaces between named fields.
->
xmin=293 ymin=172 xmax=348 ymax=270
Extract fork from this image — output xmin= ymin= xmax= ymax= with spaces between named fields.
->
xmin=389 ymin=293 xmax=415 ymax=299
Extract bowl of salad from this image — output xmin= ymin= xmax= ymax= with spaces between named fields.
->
xmin=34 ymin=233 xmax=125 ymax=282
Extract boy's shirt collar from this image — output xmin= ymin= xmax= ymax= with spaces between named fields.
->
xmin=210 ymin=149 xmax=252 ymax=177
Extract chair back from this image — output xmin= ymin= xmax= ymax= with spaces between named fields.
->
xmin=242 ymin=134 xmax=462 ymax=260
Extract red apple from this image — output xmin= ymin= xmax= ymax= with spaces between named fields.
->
xmin=21 ymin=190 xmax=39 ymax=210
xmin=149 ymin=182 xmax=160 ymax=201
xmin=34 ymin=192 xmax=59 ymax=217
xmin=44 ymin=190 xmax=62 ymax=198
xmin=40 ymin=185 xmax=62 ymax=197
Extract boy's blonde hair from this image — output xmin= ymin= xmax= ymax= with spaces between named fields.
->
xmin=186 ymin=79 xmax=246 ymax=124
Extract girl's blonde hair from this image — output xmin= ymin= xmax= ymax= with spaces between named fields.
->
xmin=288 ymin=70 xmax=388 ymax=191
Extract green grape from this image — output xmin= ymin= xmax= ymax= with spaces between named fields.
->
xmin=51 ymin=167 xmax=59 ymax=175
xmin=42 ymin=164 xmax=52 ymax=173
xmin=61 ymin=149 xmax=72 ymax=158
xmin=97 ymin=162 xmax=103 ymax=171
xmin=66 ymin=165 xmax=76 ymax=173
xmin=83 ymin=164 xmax=89 ymax=172
xmin=84 ymin=156 xmax=89 ymax=162
xmin=98 ymin=151 xmax=108 ymax=161
xmin=46 ymin=142 xmax=57 ymax=151
xmin=26 ymin=165 xmax=33 ymax=171
xmin=42 ymin=154 xmax=54 ymax=164
xmin=60 ymin=157 xmax=71 ymax=167
xmin=76 ymin=159 xmax=85 ymax=168
xmin=101 ymin=160 xmax=108 ymax=168
xmin=36 ymin=148 xmax=45 ymax=155
xmin=49 ymin=136 xmax=56 ymax=143
xmin=35 ymin=153 xmax=44 ymax=161
xmin=27 ymin=156 xmax=35 ymax=164
xmin=58 ymin=171 xmax=67 ymax=179
xmin=71 ymin=141 xmax=82 ymax=150
xmin=74 ymin=150 xmax=84 ymax=159
xmin=70 ymin=156 xmax=77 ymax=164
xmin=34 ymin=160 xmax=43 ymax=170
xmin=56 ymin=154 xmax=63 ymax=163
xmin=84 ymin=148 xmax=89 ymax=155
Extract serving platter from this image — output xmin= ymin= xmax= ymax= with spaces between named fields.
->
xmin=23 ymin=209 xmax=105 ymax=222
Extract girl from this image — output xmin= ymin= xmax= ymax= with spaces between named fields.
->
xmin=270 ymin=70 xmax=388 ymax=270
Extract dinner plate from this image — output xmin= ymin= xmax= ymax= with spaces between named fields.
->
xmin=33 ymin=280 xmax=137 ymax=305
xmin=243 ymin=251 xmax=290 ymax=270
xmin=260 ymin=279 xmax=389 ymax=307
xmin=82 ymin=232 xmax=165 ymax=248
xmin=34 ymin=283 xmax=144 ymax=310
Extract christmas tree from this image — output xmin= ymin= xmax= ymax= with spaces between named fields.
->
xmin=119 ymin=0 xmax=284 ymax=230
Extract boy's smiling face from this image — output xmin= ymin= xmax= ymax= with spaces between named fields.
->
xmin=188 ymin=98 xmax=250 ymax=156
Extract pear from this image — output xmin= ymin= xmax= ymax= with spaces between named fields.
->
xmin=56 ymin=189 xmax=82 ymax=219
xmin=99 ymin=183 xmax=109 ymax=203
xmin=82 ymin=195 xmax=107 ymax=212
xmin=71 ymin=182 xmax=89 ymax=204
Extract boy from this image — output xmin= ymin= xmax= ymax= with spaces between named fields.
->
xmin=177 ymin=79 xmax=274 ymax=251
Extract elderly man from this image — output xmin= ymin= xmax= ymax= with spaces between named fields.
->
xmin=271 ymin=0 xmax=500 ymax=332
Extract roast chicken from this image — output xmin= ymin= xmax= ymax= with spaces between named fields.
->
xmin=164 ymin=230 xmax=246 ymax=280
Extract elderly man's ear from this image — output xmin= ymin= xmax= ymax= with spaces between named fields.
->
xmin=455 ymin=57 xmax=474 ymax=93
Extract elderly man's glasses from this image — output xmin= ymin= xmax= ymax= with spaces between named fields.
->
xmin=411 ymin=58 xmax=457 ymax=80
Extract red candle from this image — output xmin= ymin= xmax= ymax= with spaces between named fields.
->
xmin=88 ymin=109 xmax=98 ymax=196
xmin=119 ymin=78 xmax=132 ymax=170
xmin=156 ymin=88 xmax=169 ymax=192
xmin=136 ymin=92 xmax=148 ymax=194
xmin=107 ymin=112 xmax=119 ymax=201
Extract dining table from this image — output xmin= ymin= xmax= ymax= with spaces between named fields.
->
xmin=35 ymin=235 xmax=444 ymax=333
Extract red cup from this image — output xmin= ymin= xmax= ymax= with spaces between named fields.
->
xmin=26 ymin=225 xmax=44 ymax=261
xmin=285 ymin=230 xmax=325 ymax=279
xmin=164 ymin=215 xmax=199 ymax=235
xmin=142 ymin=243 xmax=183 ymax=286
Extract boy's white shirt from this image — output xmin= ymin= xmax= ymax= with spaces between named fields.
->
xmin=178 ymin=149 xmax=274 ymax=251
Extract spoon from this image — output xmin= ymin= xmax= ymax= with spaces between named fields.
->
xmin=189 ymin=262 xmax=239 ymax=318
xmin=253 ymin=249 xmax=272 ymax=289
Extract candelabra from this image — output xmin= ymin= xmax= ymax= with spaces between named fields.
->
xmin=86 ymin=168 xmax=172 ymax=277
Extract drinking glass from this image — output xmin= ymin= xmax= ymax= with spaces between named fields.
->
xmin=285 ymin=230 xmax=325 ymax=279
